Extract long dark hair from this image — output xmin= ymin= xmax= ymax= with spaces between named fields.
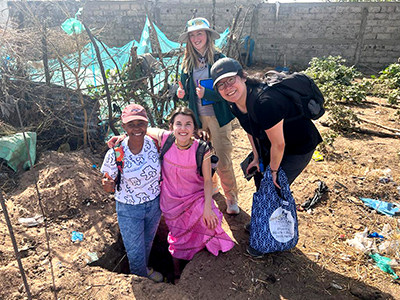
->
xmin=237 ymin=69 xmax=265 ymax=86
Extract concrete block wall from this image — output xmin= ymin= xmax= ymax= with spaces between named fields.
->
xmin=252 ymin=3 xmax=400 ymax=71
xmin=6 ymin=0 xmax=400 ymax=72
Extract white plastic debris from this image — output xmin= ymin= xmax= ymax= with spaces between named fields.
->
xmin=346 ymin=227 xmax=378 ymax=254
xmin=18 ymin=215 xmax=44 ymax=227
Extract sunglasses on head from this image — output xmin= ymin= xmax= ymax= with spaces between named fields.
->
xmin=187 ymin=19 xmax=209 ymax=27
xmin=216 ymin=76 xmax=237 ymax=91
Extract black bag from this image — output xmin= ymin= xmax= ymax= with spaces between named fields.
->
xmin=259 ymin=71 xmax=325 ymax=122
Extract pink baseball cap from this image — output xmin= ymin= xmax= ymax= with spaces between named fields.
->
xmin=121 ymin=104 xmax=148 ymax=124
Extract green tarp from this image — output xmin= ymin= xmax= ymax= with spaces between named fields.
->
xmin=0 ymin=132 xmax=36 ymax=172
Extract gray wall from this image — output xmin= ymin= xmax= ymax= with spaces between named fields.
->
xmin=7 ymin=0 xmax=400 ymax=72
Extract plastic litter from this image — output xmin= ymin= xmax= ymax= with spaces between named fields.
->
xmin=301 ymin=180 xmax=328 ymax=210
xmin=61 ymin=8 xmax=85 ymax=35
xmin=18 ymin=215 xmax=44 ymax=227
xmin=360 ymin=198 xmax=400 ymax=216
xmin=331 ymin=282 xmax=343 ymax=290
xmin=378 ymin=239 xmax=400 ymax=257
xmin=346 ymin=227 xmax=378 ymax=254
xmin=312 ymin=150 xmax=324 ymax=162
xmin=368 ymin=232 xmax=385 ymax=239
xmin=71 ymin=231 xmax=84 ymax=242
xmin=86 ymin=252 xmax=99 ymax=264
xmin=369 ymin=253 xmax=399 ymax=279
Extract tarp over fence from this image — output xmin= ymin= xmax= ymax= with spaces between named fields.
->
xmin=29 ymin=16 xmax=230 ymax=89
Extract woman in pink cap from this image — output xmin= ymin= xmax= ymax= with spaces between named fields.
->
xmin=176 ymin=17 xmax=240 ymax=215
xmin=100 ymin=103 xmax=163 ymax=282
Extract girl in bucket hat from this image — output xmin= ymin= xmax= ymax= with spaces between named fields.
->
xmin=176 ymin=17 xmax=240 ymax=215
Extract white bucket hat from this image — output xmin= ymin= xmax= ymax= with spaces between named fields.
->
xmin=178 ymin=18 xmax=220 ymax=43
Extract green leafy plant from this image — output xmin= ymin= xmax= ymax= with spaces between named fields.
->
xmin=304 ymin=56 xmax=365 ymax=132
xmin=327 ymin=104 xmax=359 ymax=133
xmin=387 ymin=89 xmax=400 ymax=105
xmin=368 ymin=61 xmax=400 ymax=104
xmin=379 ymin=62 xmax=400 ymax=89
xmin=317 ymin=129 xmax=338 ymax=153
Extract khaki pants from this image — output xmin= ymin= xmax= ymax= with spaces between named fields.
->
xmin=199 ymin=116 xmax=238 ymax=202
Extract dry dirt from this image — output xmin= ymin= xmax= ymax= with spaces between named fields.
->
xmin=1 ymin=96 xmax=400 ymax=300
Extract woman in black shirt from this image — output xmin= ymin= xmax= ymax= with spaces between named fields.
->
xmin=211 ymin=58 xmax=322 ymax=189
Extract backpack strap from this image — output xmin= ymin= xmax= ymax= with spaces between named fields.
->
xmin=247 ymin=83 xmax=268 ymax=125
xmin=158 ymin=133 xmax=175 ymax=182
xmin=159 ymin=133 xmax=175 ymax=164
xmin=196 ymin=140 xmax=210 ymax=177
xmin=113 ymin=144 xmax=124 ymax=191
xmin=246 ymin=84 xmax=270 ymax=173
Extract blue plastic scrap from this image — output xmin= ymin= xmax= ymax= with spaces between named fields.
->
xmin=360 ymin=198 xmax=400 ymax=217
xmin=71 ymin=231 xmax=84 ymax=242
xmin=367 ymin=232 xmax=384 ymax=239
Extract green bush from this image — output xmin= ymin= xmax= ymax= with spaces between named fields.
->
xmin=305 ymin=56 xmax=362 ymax=86
xmin=304 ymin=56 xmax=365 ymax=132
xmin=379 ymin=62 xmax=400 ymax=89
xmin=368 ymin=62 xmax=400 ymax=104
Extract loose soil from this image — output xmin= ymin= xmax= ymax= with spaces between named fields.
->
xmin=1 ymin=96 xmax=400 ymax=300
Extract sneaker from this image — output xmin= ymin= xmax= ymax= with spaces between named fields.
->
xmin=246 ymin=246 xmax=264 ymax=258
xmin=147 ymin=268 xmax=163 ymax=283
xmin=244 ymin=222 xmax=251 ymax=233
xmin=226 ymin=200 xmax=240 ymax=215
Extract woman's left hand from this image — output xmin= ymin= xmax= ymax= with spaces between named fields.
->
xmin=203 ymin=207 xmax=218 ymax=230
xmin=196 ymin=85 xmax=205 ymax=99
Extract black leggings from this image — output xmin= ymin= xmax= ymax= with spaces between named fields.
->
xmin=253 ymin=149 xmax=315 ymax=190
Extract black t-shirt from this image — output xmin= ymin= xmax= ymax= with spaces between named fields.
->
xmin=231 ymin=83 xmax=322 ymax=156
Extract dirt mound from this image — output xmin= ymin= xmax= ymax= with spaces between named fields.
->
xmin=10 ymin=150 xmax=106 ymax=218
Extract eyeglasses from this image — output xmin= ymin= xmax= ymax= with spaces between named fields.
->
xmin=216 ymin=76 xmax=236 ymax=91
xmin=187 ymin=18 xmax=209 ymax=28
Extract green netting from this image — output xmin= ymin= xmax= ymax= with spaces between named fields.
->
xmin=29 ymin=16 xmax=229 ymax=89
xmin=7 ymin=16 xmax=229 ymax=128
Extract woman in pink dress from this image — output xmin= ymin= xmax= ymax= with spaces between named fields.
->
xmin=148 ymin=107 xmax=234 ymax=282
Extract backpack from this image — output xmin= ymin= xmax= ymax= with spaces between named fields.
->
xmin=113 ymin=135 xmax=160 ymax=192
xmin=113 ymin=145 xmax=124 ymax=192
xmin=260 ymin=70 xmax=325 ymax=122
xmin=159 ymin=133 xmax=218 ymax=177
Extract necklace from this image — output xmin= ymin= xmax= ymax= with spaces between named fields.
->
xmin=196 ymin=49 xmax=207 ymax=70
xmin=175 ymin=137 xmax=194 ymax=150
